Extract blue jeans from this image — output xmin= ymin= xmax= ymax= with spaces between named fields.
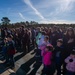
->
xmin=55 ymin=57 xmax=62 ymax=75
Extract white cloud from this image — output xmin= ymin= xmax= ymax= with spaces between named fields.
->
xmin=36 ymin=0 xmax=75 ymax=17
xmin=23 ymin=0 xmax=46 ymax=21
xmin=21 ymin=0 xmax=75 ymax=24
xmin=51 ymin=0 xmax=75 ymax=16
xmin=18 ymin=12 xmax=25 ymax=20
xmin=40 ymin=20 xmax=75 ymax=24
xmin=35 ymin=0 xmax=56 ymax=9
xmin=57 ymin=0 xmax=74 ymax=12
xmin=38 ymin=0 xmax=75 ymax=23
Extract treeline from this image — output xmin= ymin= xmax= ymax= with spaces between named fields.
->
xmin=1 ymin=23 xmax=75 ymax=28
xmin=0 ymin=17 xmax=75 ymax=28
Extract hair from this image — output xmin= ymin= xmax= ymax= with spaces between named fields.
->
xmin=45 ymin=36 xmax=49 ymax=40
xmin=7 ymin=35 xmax=13 ymax=39
xmin=21 ymin=25 xmax=24 ymax=28
xmin=46 ymin=45 xmax=53 ymax=51
xmin=66 ymin=27 xmax=75 ymax=38
xmin=4 ymin=38 xmax=7 ymax=40
xmin=57 ymin=39 xmax=63 ymax=44
xmin=53 ymin=26 xmax=57 ymax=30
xmin=41 ymin=31 xmax=46 ymax=35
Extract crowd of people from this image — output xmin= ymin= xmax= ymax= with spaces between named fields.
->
xmin=0 ymin=26 xmax=75 ymax=75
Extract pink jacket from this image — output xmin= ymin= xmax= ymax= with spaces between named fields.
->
xmin=40 ymin=41 xmax=50 ymax=56
xmin=40 ymin=45 xmax=46 ymax=56
xmin=43 ymin=51 xmax=52 ymax=66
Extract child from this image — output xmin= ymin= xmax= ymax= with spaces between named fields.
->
xmin=65 ymin=50 xmax=75 ymax=75
xmin=40 ymin=36 xmax=50 ymax=56
xmin=53 ymin=39 xmax=64 ymax=75
xmin=38 ymin=36 xmax=50 ymax=62
xmin=2 ymin=38 xmax=8 ymax=60
xmin=35 ymin=36 xmax=49 ymax=62
xmin=42 ymin=45 xmax=54 ymax=75
xmin=5 ymin=35 xmax=16 ymax=69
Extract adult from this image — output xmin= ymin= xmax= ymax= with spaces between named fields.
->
xmin=50 ymin=26 xmax=60 ymax=47
xmin=63 ymin=27 xmax=75 ymax=57
xmin=63 ymin=27 xmax=75 ymax=75
xmin=22 ymin=29 xmax=30 ymax=53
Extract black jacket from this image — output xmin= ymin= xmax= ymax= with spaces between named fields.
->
xmin=53 ymin=46 xmax=65 ymax=64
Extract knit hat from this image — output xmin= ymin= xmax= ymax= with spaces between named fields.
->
xmin=46 ymin=44 xmax=53 ymax=51
xmin=57 ymin=39 xmax=63 ymax=43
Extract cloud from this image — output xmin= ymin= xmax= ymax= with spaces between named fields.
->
xmin=38 ymin=0 xmax=75 ymax=23
xmin=36 ymin=0 xmax=75 ymax=17
xmin=40 ymin=20 xmax=75 ymax=24
xmin=49 ymin=0 xmax=75 ymax=16
xmin=57 ymin=0 xmax=74 ymax=12
xmin=23 ymin=0 xmax=46 ymax=21
xmin=18 ymin=12 xmax=25 ymax=20
xmin=21 ymin=0 xmax=75 ymax=24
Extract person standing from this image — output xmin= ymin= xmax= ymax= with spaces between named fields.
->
xmin=53 ymin=39 xmax=65 ymax=75
xmin=5 ymin=35 xmax=16 ymax=69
